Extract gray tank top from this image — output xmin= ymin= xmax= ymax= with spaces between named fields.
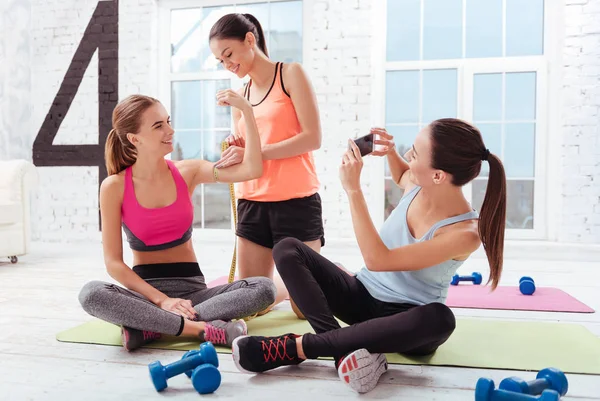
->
xmin=356 ymin=185 xmax=479 ymax=305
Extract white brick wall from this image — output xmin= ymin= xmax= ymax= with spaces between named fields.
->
xmin=560 ymin=0 xmax=600 ymax=243
xmin=29 ymin=1 xmax=100 ymax=242
xmin=27 ymin=0 xmax=158 ymax=242
xmin=1 ymin=0 xmax=599 ymax=244
xmin=309 ymin=0 xmax=375 ymax=240
xmin=0 ymin=0 xmax=31 ymax=162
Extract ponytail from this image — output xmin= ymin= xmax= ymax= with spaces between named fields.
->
xmin=105 ymin=94 xmax=157 ymax=175
xmin=478 ymin=153 xmax=507 ymax=289
xmin=209 ymin=13 xmax=269 ymax=57
xmin=242 ymin=13 xmax=268 ymax=56
xmin=429 ymin=118 xmax=508 ymax=290
xmin=105 ymin=128 xmax=137 ymax=176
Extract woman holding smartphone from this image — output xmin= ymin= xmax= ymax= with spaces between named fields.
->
xmin=230 ymin=120 xmax=507 ymax=394
xmin=208 ymin=13 xmax=324 ymax=317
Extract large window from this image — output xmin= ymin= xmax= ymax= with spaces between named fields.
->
xmin=160 ymin=0 xmax=303 ymax=230
xmin=380 ymin=0 xmax=548 ymax=238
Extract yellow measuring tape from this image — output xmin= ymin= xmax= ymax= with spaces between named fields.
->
xmin=222 ymin=141 xmax=238 ymax=285
xmin=221 ymin=141 xmax=260 ymax=322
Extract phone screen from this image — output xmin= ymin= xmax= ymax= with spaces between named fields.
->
xmin=353 ymin=133 xmax=374 ymax=157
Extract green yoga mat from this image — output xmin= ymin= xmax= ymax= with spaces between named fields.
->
xmin=56 ymin=311 xmax=600 ymax=375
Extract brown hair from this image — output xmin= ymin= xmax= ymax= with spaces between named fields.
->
xmin=429 ymin=118 xmax=507 ymax=289
xmin=105 ymin=94 xmax=159 ymax=175
xmin=209 ymin=13 xmax=269 ymax=57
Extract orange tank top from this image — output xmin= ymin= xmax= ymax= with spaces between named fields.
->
xmin=236 ymin=62 xmax=320 ymax=202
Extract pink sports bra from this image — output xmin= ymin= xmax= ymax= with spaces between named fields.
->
xmin=121 ymin=159 xmax=193 ymax=252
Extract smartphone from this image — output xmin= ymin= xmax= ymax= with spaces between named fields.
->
xmin=352 ymin=133 xmax=374 ymax=157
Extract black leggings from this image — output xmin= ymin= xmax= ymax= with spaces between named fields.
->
xmin=273 ymin=238 xmax=456 ymax=361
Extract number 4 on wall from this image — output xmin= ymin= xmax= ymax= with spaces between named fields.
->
xmin=32 ymin=0 xmax=119 ymax=229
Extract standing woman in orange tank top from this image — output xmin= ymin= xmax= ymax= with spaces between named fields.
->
xmin=209 ymin=13 xmax=324 ymax=317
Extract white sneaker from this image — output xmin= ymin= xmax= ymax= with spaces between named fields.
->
xmin=337 ymin=349 xmax=388 ymax=393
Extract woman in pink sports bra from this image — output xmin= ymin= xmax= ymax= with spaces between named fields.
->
xmin=208 ymin=13 xmax=324 ymax=318
xmin=78 ymin=92 xmax=277 ymax=351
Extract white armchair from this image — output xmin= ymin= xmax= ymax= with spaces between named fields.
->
xmin=0 ymin=159 xmax=38 ymax=263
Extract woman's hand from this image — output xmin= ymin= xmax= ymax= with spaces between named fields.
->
xmin=157 ymin=297 xmax=199 ymax=321
xmin=370 ymin=127 xmax=396 ymax=157
xmin=216 ymin=89 xmax=251 ymax=112
xmin=215 ymin=145 xmax=245 ymax=169
xmin=225 ymin=134 xmax=245 ymax=148
xmin=339 ymin=139 xmax=364 ymax=193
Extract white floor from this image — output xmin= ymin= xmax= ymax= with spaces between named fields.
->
xmin=1 ymin=238 xmax=599 ymax=400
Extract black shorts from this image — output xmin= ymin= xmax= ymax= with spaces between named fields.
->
xmin=236 ymin=193 xmax=325 ymax=249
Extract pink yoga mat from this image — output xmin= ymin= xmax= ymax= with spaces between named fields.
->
xmin=208 ymin=276 xmax=234 ymax=287
xmin=446 ymin=285 xmax=595 ymax=313
xmin=208 ymin=276 xmax=594 ymax=313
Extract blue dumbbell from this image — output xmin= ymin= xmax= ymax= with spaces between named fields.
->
xmin=182 ymin=342 xmax=220 ymax=378
xmin=190 ymin=362 xmax=222 ymax=394
xmin=519 ymin=276 xmax=536 ymax=295
xmin=476 ymin=378 xmax=560 ymax=401
xmin=450 ymin=272 xmax=482 ymax=286
xmin=148 ymin=342 xmax=220 ymax=392
xmin=500 ymin=368 xmax=568 ymax=397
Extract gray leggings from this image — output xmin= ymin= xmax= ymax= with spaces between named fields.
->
xmin=78 ymin=263 xmax=276 ymax=336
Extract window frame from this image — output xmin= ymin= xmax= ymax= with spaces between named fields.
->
xmin=157 ymin=0 xmax=310 ymax=233
xmin=371 ymin=0 xmax=559 ymax=240
xmin=463 ymin=59 xmax=548 ymax=239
